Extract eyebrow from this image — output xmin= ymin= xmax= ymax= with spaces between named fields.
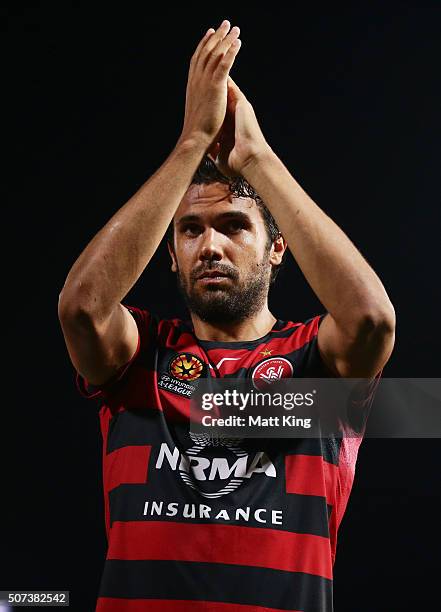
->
xmin=177 ymin=211 xmax=253 ymax=227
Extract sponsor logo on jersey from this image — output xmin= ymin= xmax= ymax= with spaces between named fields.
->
xmin=155 ymin=435 xmax=276 ymax=499
xmin=142 ymin=499 xmax=283 ymax=525
xmin=251 ymin=356 xmax=294 ymax=390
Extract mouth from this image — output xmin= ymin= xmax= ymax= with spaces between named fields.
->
xmin=197 ymin=270 xmax=231 ymax=283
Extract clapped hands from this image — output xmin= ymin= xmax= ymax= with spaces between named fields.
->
xmin=179 ymin=20 xmax=272 ymax=177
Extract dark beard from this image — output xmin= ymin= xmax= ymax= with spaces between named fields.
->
xmin=176 ymin=258 xmax=271 ymax=325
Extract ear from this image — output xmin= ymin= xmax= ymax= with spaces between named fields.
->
xmin=269 ymin=234 xmax=287 ymax=266
xmin=167 ymin=241 xmax=178 ymax=273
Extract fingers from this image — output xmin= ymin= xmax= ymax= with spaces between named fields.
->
xmin=190 ymin=20 xmax=229 ymax=69
xmin=191 ymin=20 xmax=242 ymax=81
xmin=213 ymin=38 xmax=241 ymax=81
xmin=191 ymin=27 xmax=216 ymax=67
xmin=206 ymin=24 xmax=240 ymax=67
xmin=200 ymin=20 xmax=232 ymax=64
xmin=196 ymin=20 xmax=241 ymax=74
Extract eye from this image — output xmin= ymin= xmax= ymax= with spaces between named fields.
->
xmin=183 ymin=224 xmax=202 ymax=236
xmin=224 ymin=220 xmax=244 ymax=233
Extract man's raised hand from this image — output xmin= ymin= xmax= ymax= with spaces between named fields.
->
xmin=212 ymin=76 xmax=272 ymax=178
xmin=179 ymin=20 xmax=241 ymax=149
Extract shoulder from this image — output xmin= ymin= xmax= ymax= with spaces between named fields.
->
xmin=123 ymin=304 xmax=198 ymax=352
xmin=269 ymin=313 xmax=333 ymax=377
xmin=269 ymin=313 xmax=326 ymax=349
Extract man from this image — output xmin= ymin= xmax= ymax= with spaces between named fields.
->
xmin=59 ymin=19 xmax=395 ymax=612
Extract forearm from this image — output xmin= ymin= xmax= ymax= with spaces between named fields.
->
xmin=242 ymin=150 xmax=395 ymax=332
xmin=59 ymin=137 xmax=207 ymax=320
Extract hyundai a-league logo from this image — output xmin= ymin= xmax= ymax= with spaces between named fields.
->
xmin=169 ymin=353 xmax=204 ymax=381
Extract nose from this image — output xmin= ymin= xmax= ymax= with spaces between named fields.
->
xmin=198 ymin=227 xmax=223 ymax=262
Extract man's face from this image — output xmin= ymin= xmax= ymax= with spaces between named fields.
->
xmin=168 ymin=182 xmax=284 ymax=324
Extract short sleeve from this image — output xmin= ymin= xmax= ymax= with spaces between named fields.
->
xmin=298 ymin=313 xmax=383 ymax=433
xmin=74 ymin=304 xmax=153 ymax=400
xmin=300 ymin=313 xmax=339 ymax=378
xmin=345 ymin=368 xmax=383 ymax=435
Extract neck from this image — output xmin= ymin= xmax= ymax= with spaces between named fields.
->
xmin=190 ymin=304 xmax=277 ymax=342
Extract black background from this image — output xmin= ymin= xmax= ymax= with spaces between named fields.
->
xmin=5 ymin=2 xmax=440 ymax=611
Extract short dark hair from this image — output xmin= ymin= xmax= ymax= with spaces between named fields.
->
xmin=167 ymin=155 xmax=285 ymax=283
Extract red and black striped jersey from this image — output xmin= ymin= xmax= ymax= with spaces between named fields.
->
xmin=75 ymin=304 xmax=381 ymax=612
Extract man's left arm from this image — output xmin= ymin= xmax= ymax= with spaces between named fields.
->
xmin=221 ymin=79 xmax=396 ymax=378
xmin=245 ymin=150 xmax=395 ymax=378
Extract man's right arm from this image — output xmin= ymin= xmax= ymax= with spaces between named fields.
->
xmin=58 ymin=139 xmax=207 ymax=386
xmin=58 ymin=20 xmax=242 ymax=386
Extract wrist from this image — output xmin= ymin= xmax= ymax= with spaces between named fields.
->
xmin=176 ymin=131 xmax=212 ymax=156
xmin=240 ymin=145 xmax=276 ymax=180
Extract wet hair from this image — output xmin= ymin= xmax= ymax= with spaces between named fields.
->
xmin=167 ymin=155 xmax=285 ymax=283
